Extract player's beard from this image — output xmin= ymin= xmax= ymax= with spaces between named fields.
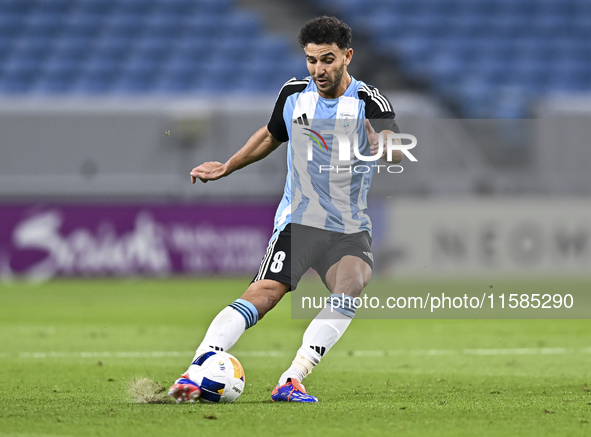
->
xmin=315 ymin=61 xmax=345 ymax=95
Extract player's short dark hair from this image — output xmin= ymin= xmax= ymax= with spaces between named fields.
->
xmin=298 ymin=16 xmax=352 ymax=50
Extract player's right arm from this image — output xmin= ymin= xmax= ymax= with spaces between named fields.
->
xmin=190 ymin=126 xmax=282 ymax=184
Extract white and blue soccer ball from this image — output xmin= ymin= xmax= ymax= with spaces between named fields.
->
xmin=187 ymin=351 xmax=245 ymax=403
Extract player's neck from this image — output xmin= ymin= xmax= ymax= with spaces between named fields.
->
xmin=317 ymin=72 xmax=352 ymax=100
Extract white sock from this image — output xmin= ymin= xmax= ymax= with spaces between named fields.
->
xmin=278 ymin=305 xmax=353 ymax=385
xmin=192 ymin=306 xmax=248 ymax=361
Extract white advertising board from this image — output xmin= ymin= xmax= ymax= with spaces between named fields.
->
xmin=387 ymin=199 xmax=591 ymax=277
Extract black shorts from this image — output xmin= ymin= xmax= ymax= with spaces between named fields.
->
xmin=252 ymin=223 xmax=373 ymax=291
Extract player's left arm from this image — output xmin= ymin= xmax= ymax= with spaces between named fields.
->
xmin=359 ymin=85 xmax=403 ymax=163
xmin=365 ymin=120 xmax=403 ymax=164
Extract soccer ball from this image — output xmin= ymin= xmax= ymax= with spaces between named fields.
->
xmin=187 ymin=351 xmax=245 ymax=403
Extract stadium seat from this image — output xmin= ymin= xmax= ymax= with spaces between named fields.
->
xmin=446 ymin=14 xmax=491 ymax=38
xmin=143 ymin=14 xmax=184 ymax=39
xmin=0 ymin=13 xmax=25 ymax=38
xmin=22 ymin=13 xmax=67 ymax=39
xmin=101 ymin=14 xmax=146 ymax=39
xmin=0 ymin=36 xmax=13 ymax=61
xmin=62 ymin=13 xmax=106 ymax=38
xmin=191 ymin=0 xmax=232 ymax=17
xmin=0 ymin=58 xmax=41 ymax=93
xmin=132 ymin=37 xmax=174 ymax=61
xmin=51 ymin=36 xmax=95 ymax=62
xmin=151 ymin=0 xmax=196 ymax=16
xmin=0 ymin=0 xmax=37 ymax=15
xmin=181 ymin=14 xmax=222 ymax=39
xmin=33 ymin=59 xmax=81 ymax=93
xmin=34 ymin=0 xmax=75 ymax=14
xmin=153 ymin=71 xmax=198 ymax=93
xmin=10 ymin=37 xmax=53 ymax=61
xmin=75 ymin=0 xmax=119 ymax=15
xmin=115 ymin=0 xmax=157 ymax=15
xmin=220 ymin=12 xmax=263 ymax=39
xmin=92 ymin=37 xmax=132 ymax=61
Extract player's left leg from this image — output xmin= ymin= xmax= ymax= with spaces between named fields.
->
xmin=272 ymin=254 xmax=372 ymax=402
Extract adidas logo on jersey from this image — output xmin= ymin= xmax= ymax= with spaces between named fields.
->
xmin=293 ymin=113 xmax=309 ymax=126
xmin=363 ymin=251 xmax=374 ymax=262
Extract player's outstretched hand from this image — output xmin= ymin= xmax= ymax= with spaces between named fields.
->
xmin=190 ymin=161 xmax=227 ymax=184
xmin=364 ymin=119 xmax=384 ymax=159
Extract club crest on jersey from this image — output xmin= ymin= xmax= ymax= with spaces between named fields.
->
xmin=339 ymin=113 xmax=355 ymax=132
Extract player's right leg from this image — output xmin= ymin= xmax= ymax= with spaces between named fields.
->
xmin=168 ymin=279 xmax=289 ymax=403
xmin=168 ymin=228 xmax=292 ymax=403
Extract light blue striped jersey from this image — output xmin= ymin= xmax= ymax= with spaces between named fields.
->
xmin=267 ymin=76 xmax=397 ymax=236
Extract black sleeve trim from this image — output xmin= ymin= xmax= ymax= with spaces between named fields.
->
xmin=358 ymin=84 xmax=399 ymax=133
xmin=267 ymin=77 xmax=310 ymax=143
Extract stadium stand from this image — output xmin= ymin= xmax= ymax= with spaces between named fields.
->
xmin=314 ymin=0 xmax=591 ymax=117
xmin=1 ymin=0 xmax=588 ymax=118
xmin=0 ymin=0 xmax=308 ymax=94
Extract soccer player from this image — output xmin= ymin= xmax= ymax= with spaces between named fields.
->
xmin=169 ymin=16 xmax=402 ymax=403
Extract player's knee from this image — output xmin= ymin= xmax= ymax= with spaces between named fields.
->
xmin=333 ymin=266 xmax=371 ymax=297
xmin=338 ymin=276 xmax=366 ymax=297
xmin=240 ymin=280 xmax=288 ymax=319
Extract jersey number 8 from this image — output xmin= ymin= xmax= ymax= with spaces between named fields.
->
xmin=270 ymin=251 xmax=286 ymax=273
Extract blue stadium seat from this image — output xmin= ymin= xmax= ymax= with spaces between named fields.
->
xmin=132 ymin=37 xmax=174 ymax=61
xmin=194 ymin=0 xmax=232 ymax=16
xmin=392 ymin=36 xmax=435 ymax=70
xmin=573 ymin=0 xmax=591 ymax=16
xmin=493 ymin=0 xmax=537 ymax=14
xmin=51 ymin=36 xmax=94 ymax=62
xmin=153 ymin=71 xmax=198 ymax=93
xmin=92 ymin=37 xmax=133 ymax=61
xmin=535 ymin=0 xmax=575 ymax=16
xmin=275 ymin=56 xmax=309 ymax=83
xmin=115 ymin=57 xmax=161 ymax=93
xmin=456 ymin=76 xmax=496 ymax=117
xmin=75 ymin=0 xmax=119 ymax=15
xmin=0 ymin=58 xmax=41 ymax=92
xmin=22 ymin=13 xmax=67 ymax=39
xmin=11 ymin=36 xmax=53 ymax=58
xmin=511 ymin=59 xmax=550 ymax=93
xmin=214 ymin=36 xmax=255 ymax=62
xmin=0 ymin=13 xmax=25 ymax=38
xmin=372 ymin=0 xmax=418 ymax=14
xmin=33 ymin=59 xmax=81 ymax=93
xmin=152 ymin=0 xmax=195 ymax=15
xmin=181 ymin=14 xmax=223 ymax=39
xmin=161 ymin=56 xmax=203 ymax=78
xmin=0 ymin=0 xmax=37 ymax=14
xmin=0 ymin=36 xmax=13 ymax=60
xmin=144 ymin=14 xmax=184 ymax=38
xmin=572 ymin=15 xmax=591 ymax=38
xmin=101 ymin=14 xmax=146 ymax=38
xmin=453 ymin=0 xmax=496 ymax=15
xmin=199 ymin=57 xmax=240 ymax=92
xmin=533 ymin=15 xmax=572 ymax=37
xmin=220 ymin=12 xmax=263 ymax=39
xmin=81 ymin=57 xmax=121 ymax=76
xmin=115 ymin=0 xmax=158 ymax=15
xmin=254 ymin=35 xmax=292 ymax=62
xmin=62 ymin=13 xmax=106 ymax=38
xmin=74 ymin=57 xmax=121 ymax=93
xmin=173 ymin=36 xmax=213 ymax=58
xmin=34 ymin=0 xmax=75 ymax=14
xmin=492 ymin=15 xmax=532 ymax=38
xmin=414 ymin=0 xmax=461 ymax=15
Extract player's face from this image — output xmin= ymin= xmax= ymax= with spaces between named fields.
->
xmin=304 ymin=43 xmax=353 ymax=98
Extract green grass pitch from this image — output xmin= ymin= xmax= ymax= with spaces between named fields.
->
xmin=0 ymin=278 xmax=590 ymax=436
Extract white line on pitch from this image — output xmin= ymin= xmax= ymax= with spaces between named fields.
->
xmin=5 ymin=347 xmax=591 ymax=359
